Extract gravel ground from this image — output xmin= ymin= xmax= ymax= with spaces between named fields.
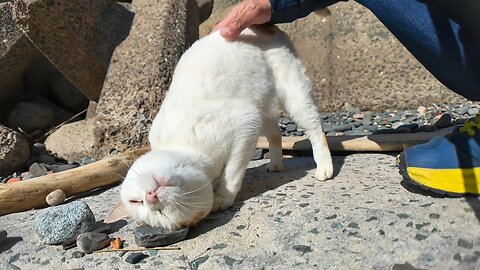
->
xmin=1 ymin=154 xmax=479 ymax=269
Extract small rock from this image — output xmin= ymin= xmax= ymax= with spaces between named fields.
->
xmin=37 ymin=155 xmax=56 ymax=164
xmin=428 ymin=213 xmax=440 ymax=219
xmin=29 ymin=163 xmax=48 ymax=178
xmin=134 ymin=224 xmax=189 ymax=248
xmin=251 ymin=149 xmax=263 ymax=160
xmin=190 ymin=255 xmax=209 ymax=269
xmin=46 ymin=189 xmax=66 ymax=206
xmin=76 ymin=232 xmax=110 ymax=254
xmin=468 ymin=107 xmax=479 ymax=116
xmin=0 ymin=230 xmax=7 ymax=245
xmin=48 ymin=164 xmax=79 ymax=173
xmin=278 ymin=116 xmax=291 ymax=125
xmin=6 ymin=178 xmax=20 ymax=184
xmin=458 ymin=238 xmax=474 ymax=249
xmin=34 ymin=201 xmax=95 ymax=244
xmin=347 ymin=222 xmax=359 ymax=229
xmin=71 ymin=251 xmax=85 ymax=258
xmin=417 ymin=106 xmax=427 ymax=115
xmin=433 ymin=114 xmax=452 ymax=128
xmin=285 ymin=123 xmax=297 ymax=132
xmin=125 ymin=252 xmax=148 ymax=264
xmin=332 ymin=124 xmax=352 ymax=132
xmin=415 ymin=234 xmax=427 ymax=241
xmin=454 ymin=106 xmax=469 ymax=115
xmin=392 ymin=262 xmax=420 ymax=270
xmin=292 ymin=245 xmax=313 ymax=255
xmin=352 ymin=113 xmax=364 ymax=119
xmin=31 ymin=143 xmax=47 ymax=156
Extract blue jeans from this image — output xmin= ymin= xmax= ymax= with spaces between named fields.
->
xmin=270 ymin=0 xmax=480 ymax=100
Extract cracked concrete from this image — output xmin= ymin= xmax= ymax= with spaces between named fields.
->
xmin=0 ymin=153 xmax=479 ymax=269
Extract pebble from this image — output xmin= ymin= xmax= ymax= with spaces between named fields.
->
xmin=76 ymin=232 xmax=110 ymax=254
xmin=458 ymin=238 xmax=474 ymax=249
xmin=46 ymin=189 xmax=66 ymax=206
xmin=292 ymin=245 xmax=313 ymax=254
xmin=134 ymin=224 xmax=189 ymax=248
xmin=433 ymin=114 xmax=452 ymax=128
xmin=454 ymin=106 xmax=469 ymax=115
xmin=31 ymin=143 xmax=47 ymax=156
xmin=468 ymin=107 xmax=479 ymax=116
xmin=29 ymin=163 xmax=48 ymax=178
xmin=6 ymin=178 xmax=20 ymax=184
xmin=34 ymin=201 xmax=96 ymax=244
xmin=71 ymin=251 xmax=85 ymax=258
xmin=285 ymin=123 xmax=297 ymax=132
xmin=125 ymin=252 xmax=148 ymax=264
xmin=417 ymin=106 xmax=427 ymax=115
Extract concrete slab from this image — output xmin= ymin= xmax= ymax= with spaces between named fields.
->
xmin=1 ymin=153 xmax=479 ymax=269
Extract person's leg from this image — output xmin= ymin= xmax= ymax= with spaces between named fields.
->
xmin=356 ymin=0 xmax=480 ymax=100
xmin=354 ymin=0 xmax=480 ymax=195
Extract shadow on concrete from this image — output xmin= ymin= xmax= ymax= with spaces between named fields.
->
xmin=0 ymin=236 xmax=23 ymax=254
xmin=188 ymin=155 xmax=346 ymax=237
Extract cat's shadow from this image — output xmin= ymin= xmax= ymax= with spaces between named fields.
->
xmin=187 ymin=155 xmax=346 ymax=238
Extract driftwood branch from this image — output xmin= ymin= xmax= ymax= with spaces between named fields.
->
xmin=0 ymin=147 xmax=148 ymax=215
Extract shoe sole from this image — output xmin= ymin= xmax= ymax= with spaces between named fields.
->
xmin=397 ymin=152 xmax=464 ymax=198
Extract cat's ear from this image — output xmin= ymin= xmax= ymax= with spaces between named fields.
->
xmin=105 ymin=201 xmax=130 ymax=224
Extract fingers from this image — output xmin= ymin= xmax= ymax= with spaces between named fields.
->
xmin=212 ymin=0 xmax=272 ymax=40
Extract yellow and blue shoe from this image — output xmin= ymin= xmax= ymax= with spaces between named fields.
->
xmin=398 ymin=115 xmax=480 ymax=196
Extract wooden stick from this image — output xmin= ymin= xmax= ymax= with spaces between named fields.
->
xmin=256 ymin=129 xmax=452 ymax=152
xmin=0 ymin=147 xmax=149 ymax=216
xmin=93 ymin=246 xmax=181 ymax=253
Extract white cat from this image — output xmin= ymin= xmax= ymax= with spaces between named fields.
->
xmin=120 ymin=26 xmax=333 ymax=229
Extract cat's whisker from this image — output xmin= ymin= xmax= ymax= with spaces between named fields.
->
xmin=181 ymin=182 xmax=211 ymax=195
xmin=175 ymin=201 xmax=197 ymax=215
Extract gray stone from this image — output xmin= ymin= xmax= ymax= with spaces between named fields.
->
xmin=332 ymin=124 xmax=352 ymax=132
xmin=458 ymin=238 xmax=473 ymax=249
xmin=31 ymin=143 xmax=46 ymax=156
xmin=46 ymin=164 xmax=79 ymax=173
xmin=292 ymin=245 xmax=313 ymax=255
xmin=454 ymin=106 xmax=469 ymax=115
xmin=34 ymin=201 xmax=96 ymax=244
xmin=134 ymin=224 xmax=189 ymax=248
xmin=434 ymin=114 xmax=452 ymax=128
xmin=467 ymin=107 xmax=479 ymax=116
xmin=285 ymin=123 xmax=297 ymax=132
xmin=94 ymin=0 xmax=199 ymax=158
xmin=76 ymin=232 xmax=110 ymax=254
xmin=71 ymin=251 xmax=85 ymax=258
xmin=7 ymin=102 xmax=59 ymax=133
xmin=29 ymin=163 xmax=48 ymax=178
xmin=125 ymin=252 xmax=148 ymax=264
xmin=0 ymin=125 xmax=30 ymax=175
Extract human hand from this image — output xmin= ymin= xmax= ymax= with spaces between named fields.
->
xmin=212 ymin=0 xmax=272 ymax=40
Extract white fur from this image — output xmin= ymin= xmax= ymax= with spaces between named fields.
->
xmin=120 ymin=27 xmax=333 ymax=229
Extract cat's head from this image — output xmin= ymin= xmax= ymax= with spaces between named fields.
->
xmin=120 ymin=151 xmax=213 ymax=229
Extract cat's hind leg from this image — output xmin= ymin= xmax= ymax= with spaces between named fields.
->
xmin=263 ymin=118 xmax=283 ymax=172
xmin=267 ymin=49 xmax=333 ymax=180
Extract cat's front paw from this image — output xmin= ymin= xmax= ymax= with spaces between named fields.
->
xmin=314 ymin=162 xmax=333 ymax=181
xmin=266 ymin=160 xmax=283 ymax=172
xmin=211 ymin=194 xmax=235 ymax=213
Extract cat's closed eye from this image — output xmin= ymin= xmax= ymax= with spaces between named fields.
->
xmin=129 ymin=200 xmax=143 ymax=205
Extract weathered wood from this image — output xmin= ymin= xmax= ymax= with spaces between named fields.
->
xmin=0 ymin=147 xmax=148 ymax=215
xmin=256 ymin=130 xmax=451 ymax=152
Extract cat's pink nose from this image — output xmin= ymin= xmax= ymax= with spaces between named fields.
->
xmin=146 ymin=191 xmax=158 ymax=204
